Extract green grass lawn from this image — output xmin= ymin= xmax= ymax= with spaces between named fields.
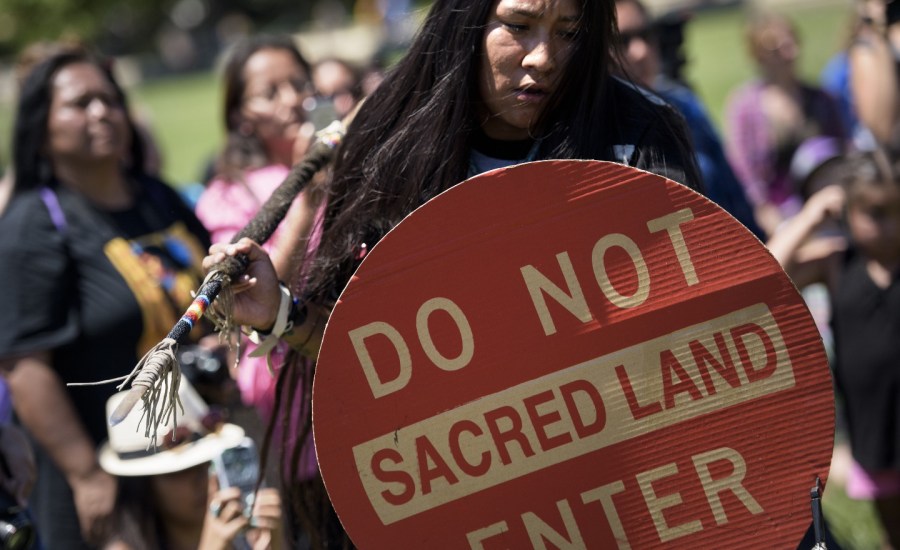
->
xmin=824 ymin=478 xmax=884 ymax=549
xmin=130 ymin=71 xmax=223 ymax=186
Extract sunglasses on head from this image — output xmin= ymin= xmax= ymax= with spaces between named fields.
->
xmin=161 ymin=407 xmax=228 ymax=450
xmin=617 ymin=26 xmax=656 ymax=49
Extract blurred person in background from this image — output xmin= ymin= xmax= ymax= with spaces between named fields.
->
xmin=850 ymin=0 xmax=900 ymax=150
xmin=614 ymin=0 xmax=763 ymax=238
xmin=196 ymin=35 xmax=318 ymax=276
xmin=15 ymin=41 xmax=164 ymax=178
xmin=100 ymin=381 xmax=283 ymax=550
xmin=725 ymin=11 xmax=847 ymax=237
xmin=310 ymin=58 xmax=362 ymax=121
xmin=194 ymin=35 xmax=322 ymax=472
xmin=0 ymin=40 xmax=88 ymax=218
xmin=769 ymin=149 xmax=900 ymax=548
xmin=820 ymin=6 xmax=873 ymax=151
xmin=1 ymin=40 xmax=163 ymax=217
xmin=820 ymin=0 xmax=900 ymax=153
xmin=0 ymin=50 xmax=211 ymax=548
xmin=13 ymin=40 xmax=88 ymax=89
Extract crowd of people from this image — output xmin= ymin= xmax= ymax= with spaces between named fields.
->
xmin=0 ymin=0 xmax=899 ymax=548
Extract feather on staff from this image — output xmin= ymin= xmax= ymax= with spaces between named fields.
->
xmin=106 ymin=119 xmax=347 ymax=430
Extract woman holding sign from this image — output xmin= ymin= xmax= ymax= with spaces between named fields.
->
xmin=205 ymin=0 xmax=700 ymax=545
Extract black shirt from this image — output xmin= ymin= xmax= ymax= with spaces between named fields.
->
xmin=832 ymin=247 xmax=900 ymax=471
xmin=0 ymin=177 xmax=209 ymax=443
xmin=0 ymin=176 xmax=209 ymax=549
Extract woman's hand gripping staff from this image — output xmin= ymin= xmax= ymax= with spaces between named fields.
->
xmin=107 ymin=117 xmax=350 ymax=430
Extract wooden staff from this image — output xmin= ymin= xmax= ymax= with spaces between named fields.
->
xmin=108 ymin=120 xmax=346 ymax=427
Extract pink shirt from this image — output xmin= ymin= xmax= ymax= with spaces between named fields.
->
xmin=196 ymin=164 xmax=289 ymax=412
xmin=196 ymin=164 xmax=290 ymax=245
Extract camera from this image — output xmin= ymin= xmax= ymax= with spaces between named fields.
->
xmin=177 ymin=346 xmax=229 ymax=387
xmin=212 ymin=437 xmax=260 ymax=517
xmin=177 ymin=345 xmax=237 ymax=407
xmin=0 ymin=490 xmax=34 ymax=550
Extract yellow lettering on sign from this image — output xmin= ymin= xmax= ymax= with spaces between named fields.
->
xmin=692 ymin=447 xmax=764 ymax=525
xmin=351 ymin=297 xmax=474 ymax=398
xmin=581 ymin=481 xmax=630 ymax=550
xmin=461 ymin=445 xmax=765 ymax=547
xmin=521 ymin=252 xmax=592 ymax=337
xmin=353 ymin=304 xmax=792 ymax=525
xmin=523 ymin=500 xmax=586 ymax=550
xmin=521 ymin=208 xmax=698 ymax=335
xmin=636 ymin=463 xmax=703 ymax=542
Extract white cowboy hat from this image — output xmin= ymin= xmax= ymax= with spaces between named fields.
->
xmin=99 ymin=378 xmax=245 ymax=477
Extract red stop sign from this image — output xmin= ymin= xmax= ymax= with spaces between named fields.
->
xmin=313 ymin=161 xmax=833 ymax=549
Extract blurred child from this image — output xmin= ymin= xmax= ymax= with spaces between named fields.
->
xmin=769 ymin=150 xmax=900 ymax=547
xmin=100 ymin=381 xmax=283 ymax=549
xmin=726 ymin=12 xmax=847 ymax=236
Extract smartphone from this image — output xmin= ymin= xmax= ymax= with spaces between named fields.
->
xmin=212 ymin=437 xmax=260 ymax=516
xmin=303 ymin=95 xmax=339 ymax=131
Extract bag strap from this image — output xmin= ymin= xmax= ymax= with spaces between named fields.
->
xmin=39 ymin=186 xmax=68 ymax=234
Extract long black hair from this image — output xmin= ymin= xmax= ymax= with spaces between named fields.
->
xmin=273 ymin=0 xmax=622 ymax=545
xmin=216 ymin=35 xmax=312 ymax=183
xmin=12 ymin=51 xmax=145 ymax=193
xmin=302 ymin=0 xmax=622 ymax=303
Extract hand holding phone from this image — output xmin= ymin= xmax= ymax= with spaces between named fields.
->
xmin=212 ymin=437 xmax=260 ymax=517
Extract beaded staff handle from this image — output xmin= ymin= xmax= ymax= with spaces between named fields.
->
xmin=108 ymin=121 xmax=346 ymax=427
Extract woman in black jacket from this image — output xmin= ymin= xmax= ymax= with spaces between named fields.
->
xmin=205 ymin=0 xmax=700 ymax=546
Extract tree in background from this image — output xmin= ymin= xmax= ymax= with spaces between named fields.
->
xmin=0 ymin=0 xmax=357 ymax=68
